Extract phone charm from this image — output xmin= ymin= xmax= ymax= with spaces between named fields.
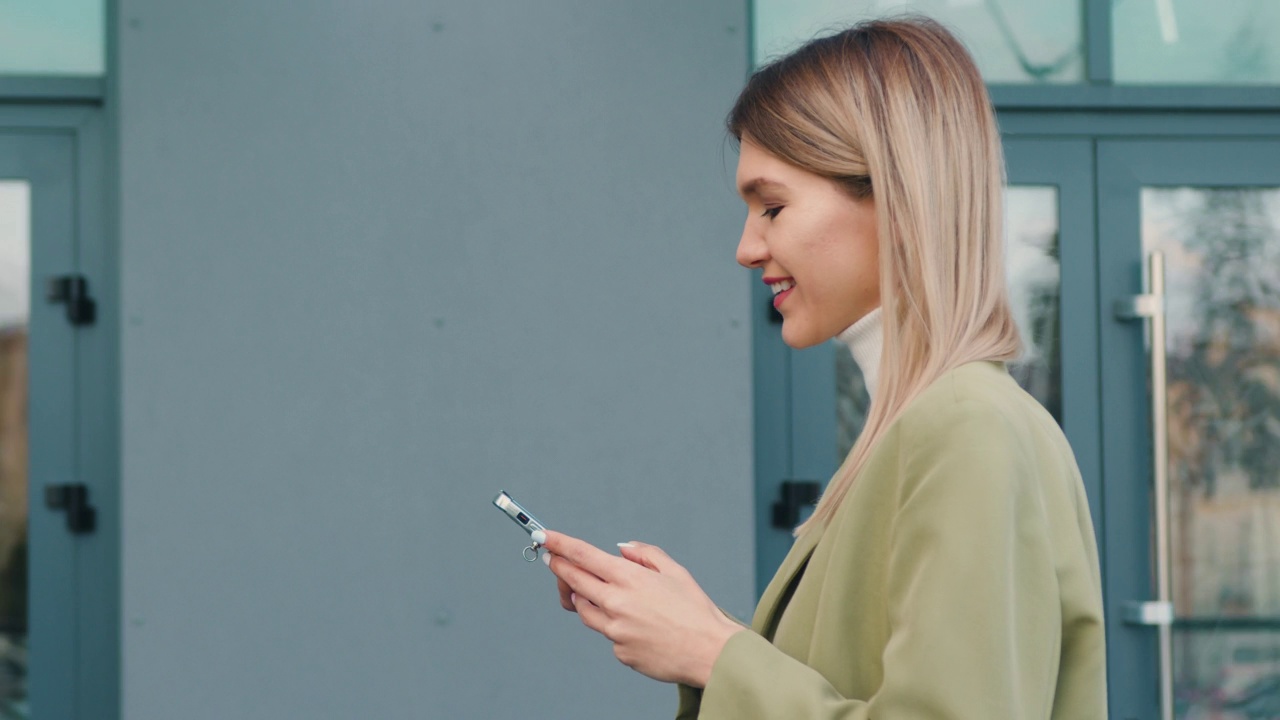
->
xmin=523 ymin=543 xmax=542 ymax=562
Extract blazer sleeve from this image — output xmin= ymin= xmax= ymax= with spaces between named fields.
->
xmin=683 ymin=396 xmax=1063 ymax=719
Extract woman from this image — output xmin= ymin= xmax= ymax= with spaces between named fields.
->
xmin=536 ymin=17 xmax=1108 ymax=719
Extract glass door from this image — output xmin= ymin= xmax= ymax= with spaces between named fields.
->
xmin=0 ymin=132 xmax=78 ymax=719
xmin=1099 ymin=139 xmax=1280 ymax=720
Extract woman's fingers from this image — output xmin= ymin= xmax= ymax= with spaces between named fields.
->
xmin=572 ymin=591 xmax=609 ymax=633
xmin=556 ymin=576 xmax=577 ymax=612
xmin=617 ymin=541 xmax=687 ymax=578
xmin=545 ymin=552 xmax=610 ymax=607
xmin=538 ymin=535 xmax=739 ymax=686
xmin=535 ymin=530 xmax=635 ymax=613
xmin=541 ymin=531 xmax=626 ymax=582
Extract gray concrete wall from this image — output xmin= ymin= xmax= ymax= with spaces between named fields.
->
xmin=115 ymin=2 xmax=753 ymax=718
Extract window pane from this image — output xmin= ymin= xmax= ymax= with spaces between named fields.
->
xmin=1114 ymin=0 xmax=1280 ymax=84
xmin=0 ymin=181 xmax=30 ymax=719
xmin=0 ymin=0 xmax=104 ymax=76
xmin=1005 ymin=186 xmax=1061 ymax=423
xmin=837 ymin=185 xmax=1061 ymax=459
xmin=1142 ymin=187 xmax=1280 ymax=716
xmin=755 ymin=0 xmax=1084 ymax=83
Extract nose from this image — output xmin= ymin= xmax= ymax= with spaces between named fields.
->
xmin=736 ymin=222 xmax=769 ymax=269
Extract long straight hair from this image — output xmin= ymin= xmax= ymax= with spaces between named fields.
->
xmin=729 ymin=17 xmax=1022 ymax=534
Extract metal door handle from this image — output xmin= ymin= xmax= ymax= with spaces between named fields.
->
xmin=771 ymin=480 xmax=821 ymax=529
xmin=1114 ymin=250 xmax=1174 ymax=720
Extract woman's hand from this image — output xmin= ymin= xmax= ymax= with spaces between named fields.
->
xmin=534 ymin=529 xmax=744 ymax=688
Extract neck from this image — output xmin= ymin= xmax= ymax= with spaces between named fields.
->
xmin=836 ymin=307 xmax=884 ymax=397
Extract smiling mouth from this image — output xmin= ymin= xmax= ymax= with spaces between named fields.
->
xmin=768 ymin=279 xmax=795 ymax=296
xmin=769 ymin=279 xmax=796 ymax=309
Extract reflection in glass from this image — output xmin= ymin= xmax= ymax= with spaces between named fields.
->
xmin=836 ymin=346 xmax=870 ymax=464
xmin=1005 ymin=187 xmax=1061 ymax=423
xmin=0 ymin=182 xmax=29 ymax=720
xmin=1114 ymin=0 xmax=1280 ymax=84
xmin=1143 ymin=187 xmax=1280 ymax=718
xmin=754 ymin=0 xmax=1083 ymax=83
xmin=0 ymin=0 xmax=104 ymax=76
xmin=837 ymin=186 xmax=1062 ymax=459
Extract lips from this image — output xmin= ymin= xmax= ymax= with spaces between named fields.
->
xmin=764 ymin=277 xmax=796 ymax=309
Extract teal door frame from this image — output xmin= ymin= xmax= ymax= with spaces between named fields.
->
xmin=2 ymin=130 xmax=78 ymax=720
xmin=1002 ymin=137 xmax=1103 ymax=538
xmin=0 ymin=105 xmax=117 ymax=720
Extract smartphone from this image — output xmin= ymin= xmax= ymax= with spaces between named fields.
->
xmin=492 ymin=491 xmax=547 ymax=537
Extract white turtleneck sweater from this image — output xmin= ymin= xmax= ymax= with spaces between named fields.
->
xmin=835 ymin=307 xmax=883 ymax=397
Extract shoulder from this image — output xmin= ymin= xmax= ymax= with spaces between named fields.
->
xmin=887 ymin=362 xmax=1064 ymax=498
xmin=898 ymin=361 xmax=1049 ymax=443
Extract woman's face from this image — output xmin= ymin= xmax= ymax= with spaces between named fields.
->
xmin=735 ymin=139 xmax=881 ymax=349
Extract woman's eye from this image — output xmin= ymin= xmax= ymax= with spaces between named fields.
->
xmin=762 ymin=206 xmax=783 ymax=219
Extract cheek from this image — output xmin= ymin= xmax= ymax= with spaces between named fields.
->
xmin=811 ymin=217 xmax=874 ymax=276
xmin=816 ymin=210 xmax=880 ymax=305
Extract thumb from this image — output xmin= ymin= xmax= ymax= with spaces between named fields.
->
xmin=617 ymin=541 xmax=679 ymax=574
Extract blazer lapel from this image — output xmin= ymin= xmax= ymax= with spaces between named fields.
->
xmin=751 ymin=523 xmax=824 ymax=634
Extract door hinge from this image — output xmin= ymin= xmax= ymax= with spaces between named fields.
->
xmin=771 ymin=480 xmax=822 ymax=529
xmin=46 ymin=274 xmax=97 ymax=327
xmin=45 ymin=483 xmax=96 ymax=535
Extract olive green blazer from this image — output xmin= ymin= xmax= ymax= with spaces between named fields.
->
xmin=677 ymin=362 xmax=1107 ymax=719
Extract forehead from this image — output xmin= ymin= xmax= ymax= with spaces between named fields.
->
xmin=735 ymin=140 xmax=801 ymax=196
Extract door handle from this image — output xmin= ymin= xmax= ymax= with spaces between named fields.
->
xmin=1113 ymin=250 xmax=1174 ymax=720
xmin=771 ymin=480 xmax=821 ymax=529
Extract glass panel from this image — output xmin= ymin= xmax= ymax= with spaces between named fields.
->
xmin=754 ymin=0 xmax=1084 ymax=83
xmin=0 ymin=0 xmax=104 ymax=76
xmin=837 ymin=186 xmax=1062 ymax=458
xmin=836 ymin=342 xmax=871 ymax=462
xmin=1142 ymin=187 xmax=1280 ymax=718
xmin=1005 ymin=187 xmax=1062 ymax=423
xmin=1114 ymin=0 xmax=1280 ymax=84
xmin=0 ymin=182 xmax=29 ymax=719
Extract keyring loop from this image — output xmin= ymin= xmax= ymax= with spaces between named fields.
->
xmin=523 ymin=545 xmax=540 ymax=562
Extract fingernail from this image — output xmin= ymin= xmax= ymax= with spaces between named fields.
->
xmin=531 ymin=530 xmax=547 ymax=544
xmin=541 ymin=552 xmax=552 ymax=566
xmin=570 ymin=592 xmax=577 ymax=605
xmin=617 ymin=542 xmax=637 ymax=548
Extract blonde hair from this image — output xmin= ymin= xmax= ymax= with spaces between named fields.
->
xmin=729 ymin=17 xmax=1021 ymax=534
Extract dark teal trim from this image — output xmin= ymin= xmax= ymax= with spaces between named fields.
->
xmin=998 ymin=111 xmax=1280 ymax=138
xmin=1003 ymin=138 xmax=1102 ymax=572
xmin=0 ymin=77 xmax=105 ymax=104
xmin=752 ymin=280 xmax=793 ymax=599
xmin=992 ymin=84 xmax=1280 ymax=110
xmin=789 ymin=344 xmax=837 ymax=489
xmin=72 ymin=107 xmax=118 ymax=720
xmin=1173 ymin=617 xmax=1280 ymax=632
xmin=3 ymin=129 xmax=79 ymax=720
xmin=1095 ymin=139 xmax=1160 ymax=720
xmin=0 ymin=104 xmax=116 ymax=720
xmin=1084 ymin=0 xmax=1111 ymax=84
xmin=88 ymin=0 xmax=121 ymax=715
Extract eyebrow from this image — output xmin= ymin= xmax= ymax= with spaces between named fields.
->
xmin=737 ymin=177 xmax=787 ymax=198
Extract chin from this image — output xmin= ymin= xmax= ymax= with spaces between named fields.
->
xmin=780 ymin=323 xmax=829 ymax=350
